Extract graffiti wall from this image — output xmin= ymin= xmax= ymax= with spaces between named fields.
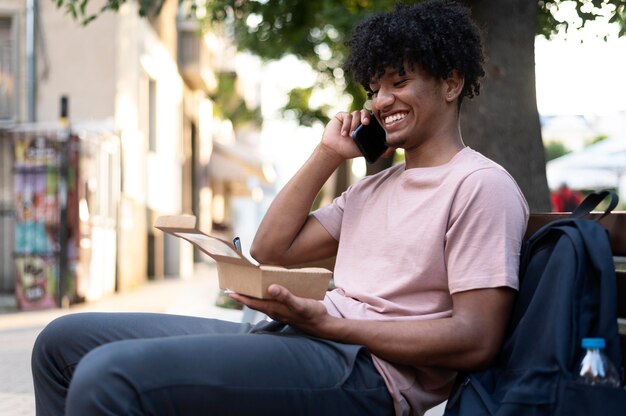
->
xmin=12 ymin=129 xmax=79 ymax=309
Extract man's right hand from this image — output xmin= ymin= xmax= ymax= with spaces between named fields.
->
xmin=320 ymin=109 xmax=372 ymax=161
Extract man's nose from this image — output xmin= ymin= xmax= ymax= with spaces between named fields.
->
xmin=373 ymin=87 xmax=395 ymax=110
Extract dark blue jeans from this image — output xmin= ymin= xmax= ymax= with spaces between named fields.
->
xmin=31 ymin=313 xmax=394 ymax=415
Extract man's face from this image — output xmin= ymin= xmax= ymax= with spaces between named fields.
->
xmin=368 ymin=65 xmax=448 ymax=151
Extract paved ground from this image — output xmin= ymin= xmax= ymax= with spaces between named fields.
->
xmin=0 ymin=262 xmax=243 ymax=416
xmin=0 ymin=261 xmax=445 ymax=416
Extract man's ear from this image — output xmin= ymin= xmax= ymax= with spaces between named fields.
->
xmin=443 ymin=70 xmax=464 ymax=103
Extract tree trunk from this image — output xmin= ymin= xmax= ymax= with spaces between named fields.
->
xmin=463 ymin=0 xmax=551 ymax=211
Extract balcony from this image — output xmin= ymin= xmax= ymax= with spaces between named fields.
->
xmin=177 ymin=20 xmax=217 ymax=93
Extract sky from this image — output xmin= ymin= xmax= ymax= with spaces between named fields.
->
xmin=535 ymin=0 xmax=626 ymax=115
xmin=535 ymin=35 xmax=626 ymax=115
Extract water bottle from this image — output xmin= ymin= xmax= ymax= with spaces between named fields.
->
xmin=578 ymin=338 xmax=621 ymax=387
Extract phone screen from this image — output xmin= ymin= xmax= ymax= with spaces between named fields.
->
xmin=351 ymin=114 xmax=388 ymax=163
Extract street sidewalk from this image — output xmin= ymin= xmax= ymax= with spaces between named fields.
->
xmin=0 ymin=261 xmax=243 ymax=333
xmin=0 ymin=261 xmax=243 ymax=416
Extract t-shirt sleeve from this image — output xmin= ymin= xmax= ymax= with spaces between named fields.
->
xmin=445 ymin=168 xmax=529 ymax=294
xmin=311 ymin=190 xmax=348 ymax=241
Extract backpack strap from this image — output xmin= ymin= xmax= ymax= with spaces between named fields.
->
xmin=570 ymin=190 xmax=619 ymax=220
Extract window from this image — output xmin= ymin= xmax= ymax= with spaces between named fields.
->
xmin=148 ymin=79 xmax=157 ymax=151
xmin=140 ymin=75 xmax=157 ymax=152
xmin=0 ymin=16 xmax=16 ymax=122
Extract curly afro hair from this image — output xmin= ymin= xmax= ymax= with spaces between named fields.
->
xmin=344 ymin=0 xmax=485 ymax=103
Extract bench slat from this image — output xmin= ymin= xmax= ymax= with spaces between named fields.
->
xmin=526 ymin=212 xmax=626 ymax=257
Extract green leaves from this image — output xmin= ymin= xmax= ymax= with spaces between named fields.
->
xmin=212 ymin=72 xmax=262 ymax=128
xmin=53 ymin=0 xmax=626 ymax=125
xmin=202 ymin=0 xmax=399 ymax=125
xmin=54 ymin=0 xmax=626 ymax=46
xmin=282 ymin=87 xmax=330 ymax=127
xmin=53 ymin=0 xmax=167 ymax=25
xmin=538 ymin=0 xmax=626 ymax=39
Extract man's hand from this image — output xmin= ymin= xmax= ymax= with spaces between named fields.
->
xmin=321 ymin=110 xmax=395 ymax=162
xmin=320 ymin=110 xmax=372 ymax=161
xmin=229 ymin=285 xmax=330 ymax=334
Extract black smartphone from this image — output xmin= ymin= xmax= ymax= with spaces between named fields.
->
xmin=351 ymin=114 xmax=388 ymax=164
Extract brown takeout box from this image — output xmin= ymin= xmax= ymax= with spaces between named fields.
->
xmin=154 ymin=215 xmax=333 ymax=300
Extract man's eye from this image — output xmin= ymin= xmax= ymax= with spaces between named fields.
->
xmin=394 ymin=79 xmax=408 ymax=87
xmin=367 ymin=90 xmax=379 ymax=98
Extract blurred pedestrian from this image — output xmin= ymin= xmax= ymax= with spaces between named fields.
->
xmin=551 ymin=183 xmax=584 ymax=212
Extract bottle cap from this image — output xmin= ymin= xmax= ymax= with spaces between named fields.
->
xmin=582 ymin=338 xmax=606 ymax=349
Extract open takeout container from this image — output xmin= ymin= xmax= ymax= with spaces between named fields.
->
xmin=154 ymin=215 xmax=332 ymax=300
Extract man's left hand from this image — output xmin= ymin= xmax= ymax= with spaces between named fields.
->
xmin=229 ymin=285 xmax=329 ymax=333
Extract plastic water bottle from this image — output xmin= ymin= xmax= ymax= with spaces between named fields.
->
xmin=579 ymin=338 xmax=621 ymax=387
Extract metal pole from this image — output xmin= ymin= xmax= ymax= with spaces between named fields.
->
xmin=57 ymin=96 xmax=69 ymax=307
xmin=26 ymin=0 xmax=37 ymax=122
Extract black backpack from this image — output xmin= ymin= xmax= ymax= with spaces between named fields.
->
xmin=444 ymin=191 xmax=626 ymax=415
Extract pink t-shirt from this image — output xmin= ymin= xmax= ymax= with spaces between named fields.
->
xmin=312 ymin=147 xmax=529 ymax=416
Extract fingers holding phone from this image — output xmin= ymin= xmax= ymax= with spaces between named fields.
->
xmin=321 ymin=110 xmax=391 ymax=164
xmin=332 ymin=109 xmax=371 ymax=137
xmin=321 ymin=110 xmax=369 ymax=159
xmin=347 ymin=109 xmax=372 ymax=137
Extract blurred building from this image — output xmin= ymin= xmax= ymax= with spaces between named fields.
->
xmin=0 ymin=0 xmax=270 ymax=308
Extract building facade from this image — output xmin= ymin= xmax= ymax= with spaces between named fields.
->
xmin=0 ymin=0 xmax=267 ymax=306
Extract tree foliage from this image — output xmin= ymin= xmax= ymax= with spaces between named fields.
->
xmin=211 ymin=71 xmax=263 ymax=127
xmin=544 ymin=141 xmax=571 ymax=161
xmin=58 ymin=0 xmax=166 ymax=24
xmin=198 ymin=0 xmax=398 ymax=117
xmin=59 ymin=0 xmax=626 ymax=124
xmin=538 ymin=0 xmax=626 ymax=38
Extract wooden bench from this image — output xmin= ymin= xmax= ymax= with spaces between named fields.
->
xmin=525 ymin=212 xmax=626 ymax=365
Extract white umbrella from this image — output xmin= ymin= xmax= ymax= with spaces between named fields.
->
xmin=546 ymin=167 xmax=620 ymax=190
xmin=546 ymin=138 xmax=626 ymax=191
xmin=548 ymin=138 xmax=626 ymax=170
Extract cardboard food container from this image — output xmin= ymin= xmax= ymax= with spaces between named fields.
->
xmin=154 ymin=215 xmax=333 ymax=300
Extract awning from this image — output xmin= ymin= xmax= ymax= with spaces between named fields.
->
xmin=546 ymin=137 xmax=626 ymax=190
xmin=206 ymin=141 xmax=275 ymax=185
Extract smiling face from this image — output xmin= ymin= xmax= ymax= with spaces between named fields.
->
xmin=368 ymin=65 xmax=453 ymax=153
xmin=366 ymin=64 xmax=467 ymax=168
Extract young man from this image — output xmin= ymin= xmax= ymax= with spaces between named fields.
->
xmin=31 ymin=1 xmax=528 ymax=415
